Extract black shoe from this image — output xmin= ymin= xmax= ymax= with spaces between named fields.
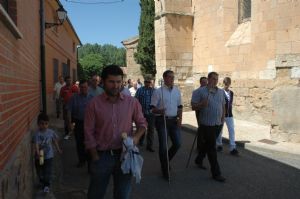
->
xmin=217 ymin=146 xmax=223 ymax=152
xmin=197 ymin=163 xmax=207 ymax=170
xmin=230 ymin=149 xmax=239 ymax=156
xmin=76 ymin=161 xmax=86 ymax=168
xmin=139 ymin=142 xmax=144 ymax=147
xmin=195 ymin=159 xmax=206 ymax=170
xmin=146 ymin=147 xmax=155 ymax=152
xmin=195 ymin=156 xmax=206 ymax=169
xmin=162 ymin=170 xmax=170 ymax=181
xmin=213 ymin=175 xmax=226 ymax=182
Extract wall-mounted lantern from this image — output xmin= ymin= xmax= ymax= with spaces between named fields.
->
xmin=45 ymin=6 xmax=67 ymax=29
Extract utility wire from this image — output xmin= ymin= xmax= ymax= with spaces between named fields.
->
xmin=65 ymin=0 xmax=124 ymax=5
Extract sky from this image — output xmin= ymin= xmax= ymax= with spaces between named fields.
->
xmin=60 ymin=0 xmax=141 ymax=47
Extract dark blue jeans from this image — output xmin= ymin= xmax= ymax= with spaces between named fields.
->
xmin=74 ymin=119 xmax=88 ymax=163
xmin=88 ymin=151 xmax=132 ymax=199
xmin=155 ymin=117 xmax=181 ymax=172
xmin=139 ymin=114 xmax=155 ymax=148
xmin=196 ymin=124 xmax=222 ymax=177
xmin=35 ymin=158 xmax=53 ymax=187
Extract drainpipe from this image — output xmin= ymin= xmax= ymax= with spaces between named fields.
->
xmin=77 ymin=45 xmax=82 ymax=79
xmin=40 ymin=0 xmax=47 ymax=114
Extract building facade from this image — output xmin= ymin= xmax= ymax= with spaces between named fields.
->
xmin=0 ymin=0 xmax=80 ymax=198
xmin=45 ymin=0 xmax=81 ymax=116
xmin=122 ymin=36 xmax=143 ymax=81
xmin=155 ymin=0 xmax=300 ymax=142
xmin=0 ymin=0 xmax=40 ymax=198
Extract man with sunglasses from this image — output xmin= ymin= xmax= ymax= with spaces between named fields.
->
xmin=135 ymin=77 xmax=155 ymax=152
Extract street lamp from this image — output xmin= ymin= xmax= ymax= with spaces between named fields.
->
xmin=45 ymin=6 xmax=67 ymax=29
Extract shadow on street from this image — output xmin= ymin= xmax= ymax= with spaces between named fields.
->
xmin=50 ymin=127 xmax=300 ymax=199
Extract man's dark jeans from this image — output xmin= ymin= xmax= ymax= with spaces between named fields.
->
xmin=55 ymin=99 xmax=62 ymax=117
xmin=62 ymin=105 xmax=69 ymax=135
xmin=74 ymin=119 xmax=88 ymax=163
xmin=155 ymin=116 xmax=181 ymax=173
xmin=196 ymin=124 xmax=223 ymax=177
xmin=139 ymin=114 xmax=155 ymax=148
xmin=88 ymin=151 xmax=131 ymax=199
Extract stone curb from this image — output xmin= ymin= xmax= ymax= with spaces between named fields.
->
xmin=181 ymin=124 xmax=300 ymax=157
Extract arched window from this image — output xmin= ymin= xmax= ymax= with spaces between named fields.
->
xmin=238 ymin=0 xmax=251 ymax=24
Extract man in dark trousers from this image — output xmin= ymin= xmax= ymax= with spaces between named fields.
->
xmin=151 ymin=70 xmax=182 ymax=180
xmin=191 ymin=76 xmax=208 ymax=169
xmin=135 ymin=77 xmax=155 ymax=152
xmin=67 ymin=80 xmax=92 ymax=168
xmin=191 ymin=72 xmax=226 ymax=182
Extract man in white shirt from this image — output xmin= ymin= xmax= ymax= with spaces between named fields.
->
xmin=129 ymin=82 xmax=138 ymax=97
xmin=53 ymin=76 xmax=65 ymax=118
xmin=150 ymin=70 xmax=182 ymax=180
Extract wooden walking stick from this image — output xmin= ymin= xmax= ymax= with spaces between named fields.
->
xmin=186 ymin=131 xmax=198 ymax=168
xmin=160 ymin=79 xmax=170 ymax=184
xmin=186 ymin=88 xmax=212 ymax=168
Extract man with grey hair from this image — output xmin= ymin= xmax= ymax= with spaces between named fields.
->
xmin=191 ymin=71 xmax=226 ymax=182
xmin=88 ymin=74 xmax=104 ymax=98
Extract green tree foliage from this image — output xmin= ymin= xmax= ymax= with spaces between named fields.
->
xmin=134 ymin=0 xmax=156 ymax=78
xmin=79 ymin=53 xmax=104 ymax=78
xmin=78 ymin=43 xmax=126 ymax=79
xmin=77 ymin=62 xmax=85 ymax=80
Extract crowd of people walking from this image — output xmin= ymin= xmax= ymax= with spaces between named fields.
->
xmin=34 ymin=64 xmax=239 ymax=198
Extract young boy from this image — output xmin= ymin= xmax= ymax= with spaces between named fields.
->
xmin=33 ymin=113 xmax=62 ymax=193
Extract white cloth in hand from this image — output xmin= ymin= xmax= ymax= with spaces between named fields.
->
xmin=121 ymin=137 xmax=143 ymax=183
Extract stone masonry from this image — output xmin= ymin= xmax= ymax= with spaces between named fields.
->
xmin=121 ymin=36 xmax=144 ymax=82
xmin=154 ymin=0 xmax=300 ymax=143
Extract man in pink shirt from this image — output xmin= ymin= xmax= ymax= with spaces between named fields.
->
xmin=84 ymin=65 xmax=147 ymax=199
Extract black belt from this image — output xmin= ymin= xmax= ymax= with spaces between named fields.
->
xmin=97 ymin=148 xmax=122 ymax=156
xmin=157 ymin=116 xmax=177 ymax=120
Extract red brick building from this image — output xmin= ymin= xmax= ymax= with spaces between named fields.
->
xmin=0 ymin=0 xmax=80 ymax=198
xmin=45 ymin=0 xmax=81 ymax=116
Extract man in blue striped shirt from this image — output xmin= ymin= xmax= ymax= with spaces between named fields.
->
xmin=191 ymin=72 xmax=226 ymax=182
xmin=135 ymin=77 xmax=155 ymax=152
xmin=67 ymin=80 xmax=93 ymax=167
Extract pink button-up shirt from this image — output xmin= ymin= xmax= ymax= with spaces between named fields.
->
xmin=84 ymin=92 xmax=147 ymax=150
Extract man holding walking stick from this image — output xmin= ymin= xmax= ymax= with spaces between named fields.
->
xmin=150 ymin=70 xmax=182 ymax=181
xmin=191 ymin=72 xmax=226 ymax=182
xmin=186 ymin=76 xmax=208 ymax=169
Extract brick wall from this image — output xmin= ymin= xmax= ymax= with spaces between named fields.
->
xmin=45 ymin=0 xmax=80 ymax=116
xmin=0 ymin=0 xmax=40 ymax=198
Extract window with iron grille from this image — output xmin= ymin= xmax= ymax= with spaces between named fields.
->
xmin=0 ymin=0 xmax=17 ymax=25
xmin=238 ymin=0 xmax=251 ymax=24
xmin=0 ymin=0 xmax=9 ymax=12
xmin=53 ymin=59 xmax=59 ymax=84
xmin=62 ymin=63 xmax=70 ymax=77
xmin=72 ymin=69 xmax=77 ymax=83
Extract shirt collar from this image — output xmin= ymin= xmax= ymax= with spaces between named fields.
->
xmin=103 ymin=92 xmax=124 ymax=101
xmin=206 ymin=86 xmax=218 ymax=94
xmin=163 ymin=84 xmax=173 ymax=90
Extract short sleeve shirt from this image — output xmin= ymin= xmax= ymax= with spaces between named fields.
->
xmin=32 ymin=129 xmax=58 ymax=159
xmin=191 ymin=86 xmax=225 ymax=126
xmin=151 ymin=85 xmax=182 ymax=117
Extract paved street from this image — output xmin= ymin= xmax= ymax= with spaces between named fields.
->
xmin=41 ymin=125 xmax=300 ymax=199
